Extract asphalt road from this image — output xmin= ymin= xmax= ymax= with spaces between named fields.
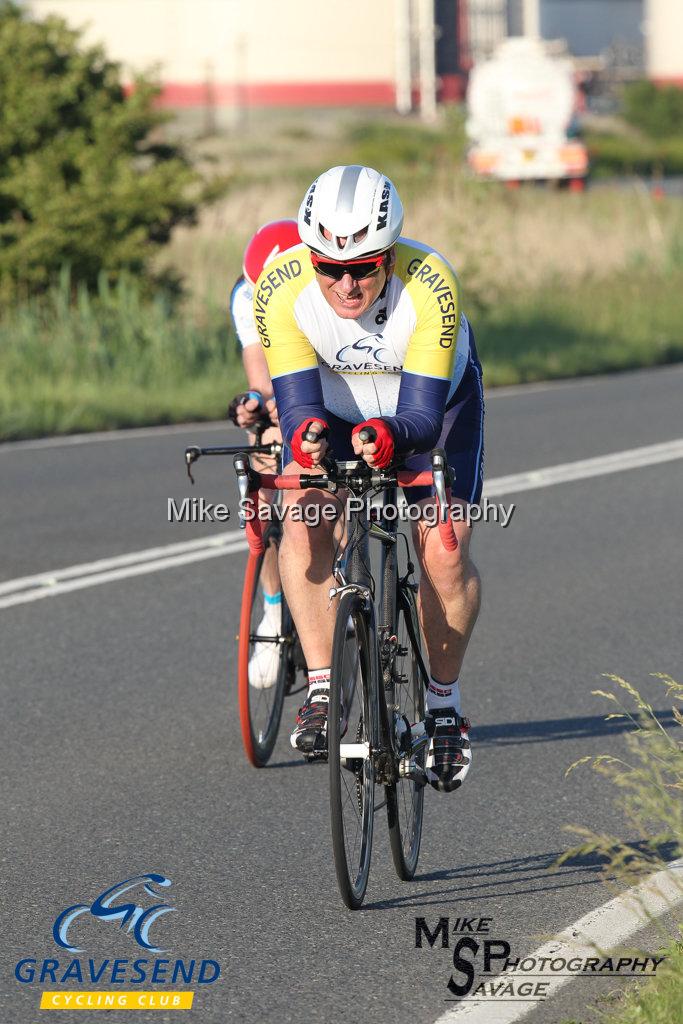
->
xmin=1 ymin=364 xmax=682 ymax=1024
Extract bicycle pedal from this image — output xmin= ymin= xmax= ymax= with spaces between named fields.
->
xmin=304 ymin=750 xmax=328 ymax=763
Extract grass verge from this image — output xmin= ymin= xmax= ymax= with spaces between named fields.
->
xmin=560 ymin=673 xmax=683 ymax=1024
xmin=478 ymin=268 xmax=683 ymax=386
xmin=602 ymin=939 xmax=683 ymax=1024
xmin=2 ymin=266 xmax=682 ymax=440
xmin=0 ymin=273 xmax=245 ymax=440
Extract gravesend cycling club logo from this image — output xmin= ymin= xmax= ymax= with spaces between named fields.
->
xmin=415 ymin=915 xmax=666 ymax=1005
xmin=53 ymin=873 xmax=175 ymax=953
xmin=14 ymin=872 xmax=221 ymax=1012
xmin=332 ymin=335 xmax=401 ymax=372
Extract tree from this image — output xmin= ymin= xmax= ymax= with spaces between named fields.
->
xmin=0 ymin=1 xmax=197 ymax=300
xmin=623 ymin=80 xmax=683 ymax=140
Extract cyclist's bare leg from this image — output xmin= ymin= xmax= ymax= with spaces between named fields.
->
xmin=411 ymin=498 xmax=481 ymax=683
xmin=249 ymin=424 xmax=282 ymax=597
xmin=277 ymin=460 xmax=344 ymax=669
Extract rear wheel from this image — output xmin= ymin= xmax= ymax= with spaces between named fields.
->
xmin=386 ymin=588 xmax=425 ymax=879
xmin=237 ymin=526 xmax=291 ymax=767
xmin=329 ymin=593 xmax=378 ymax=909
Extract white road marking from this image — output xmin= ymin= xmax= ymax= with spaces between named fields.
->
xmin=1 ymin=437 xmax=682 ymax=610
xmin=484 ymin=438 xmax=683 ymax=496
xmin=0 ymin=533 xmax=245 ymax=609
xmin=435 ymin=857 xmax=683 ymax=1024
xmin=0 ymin=532 xmax=241 ymax=596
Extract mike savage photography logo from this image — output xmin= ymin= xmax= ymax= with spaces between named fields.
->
xmin=415 ymin=915 xmax=666 ymax=1005
xmin=15 ymin=872 xmax=220 ymax=1012
xmin=168 ymin=496 xmax=515 ymax=529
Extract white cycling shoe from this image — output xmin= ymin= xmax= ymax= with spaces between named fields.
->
xmin=248 ymin=608 xmax=281 ymax=690
xmin=425 ymin=708 xmax=472 ymax=793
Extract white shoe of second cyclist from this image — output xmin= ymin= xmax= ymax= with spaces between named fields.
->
xmin=248 ymin=608 xmax=281 ymax=690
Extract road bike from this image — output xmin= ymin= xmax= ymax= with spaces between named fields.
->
xmin=185 ymin=425 xmax=306 ymax=768
xmin=233 ymin=435 xmax=459 ymax=908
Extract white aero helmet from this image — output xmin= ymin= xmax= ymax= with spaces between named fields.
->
xmin=298 ymin=165 xmax=404 ymax=260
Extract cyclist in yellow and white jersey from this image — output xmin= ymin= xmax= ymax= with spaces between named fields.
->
xmin=254 ymin=166 xmax=484 ymax=792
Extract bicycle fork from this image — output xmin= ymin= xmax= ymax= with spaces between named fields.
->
xmin=378 ymin=626 xmax=431 ymax=789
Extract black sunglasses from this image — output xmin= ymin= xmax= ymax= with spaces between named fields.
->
xmin=311 ymin=254 xmax=386 ymax=282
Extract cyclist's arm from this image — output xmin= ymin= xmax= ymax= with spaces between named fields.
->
xmin=230 ymin=276 xmax=277 ymax=423
xmin=254 ymin=276 xmax=327 ymax=445
xmin=242 ymin=345 xmax=274 ymax=400
xmin=384 ymin=252 xmax=462 ymax=454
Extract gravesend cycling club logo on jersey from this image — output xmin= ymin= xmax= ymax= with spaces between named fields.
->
xmin=332 ymin=335 xmax=400 ymax=373
xmin=14 ymin=872 xmax=221 ymax=1012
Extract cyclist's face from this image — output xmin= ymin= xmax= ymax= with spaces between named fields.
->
xmin=315 ymin=242 xmax=394 ymax=319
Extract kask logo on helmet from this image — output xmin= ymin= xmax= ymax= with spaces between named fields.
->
xmin=376 ymin=180 xmax=391 ymax=230
xmin=303 ymin=181 xmax=316 ymax=227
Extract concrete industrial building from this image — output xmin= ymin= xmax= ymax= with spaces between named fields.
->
xmin=27 ymin=0 xmax=683 ymax=111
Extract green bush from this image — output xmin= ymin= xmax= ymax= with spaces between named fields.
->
xmin=344 ymin=109 xmax=467 ymax=185
xmin=623 ymin=80 xmax=683 ymax=140
xmin=585 ymin=131 xmax=683 ymax=177
xmin=0 ymin=1 xmax=197 ymax=301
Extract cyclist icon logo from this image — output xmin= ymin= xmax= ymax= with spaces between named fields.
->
xmin=335 ymin=335 xmax=389 ymax=365
xmin=53 ymin=873 xmax=176 ymax=954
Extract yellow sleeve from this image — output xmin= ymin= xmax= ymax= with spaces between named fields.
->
xmin=252 ymin=249 xmax=318 ymax=380
xmin=395 ymin=246 xmax=462 ymax=380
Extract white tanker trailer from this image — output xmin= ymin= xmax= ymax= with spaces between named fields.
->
xmin=466 ymin=37 xmax=588 ymax=186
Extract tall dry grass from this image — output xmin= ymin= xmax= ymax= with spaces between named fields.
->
xmin=158 ymin=111 xmax=683 ymax=314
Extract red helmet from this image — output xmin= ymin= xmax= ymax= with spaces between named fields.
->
xmin=242 ymin=219 xmax=301 ymax=285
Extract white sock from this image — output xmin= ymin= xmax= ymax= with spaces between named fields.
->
xmin=263 ymin=591 xmax=282 ymax=618
xmin=307 ymin=667 xmax=331 ymax=696
xmin=427 ymin=676 xmax=462 ymax=714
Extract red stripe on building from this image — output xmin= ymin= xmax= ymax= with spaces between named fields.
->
xmin=651 ymin=76 xmax=683 ymax=87
xmin=155 ymin=80 xmax=396 ymax=107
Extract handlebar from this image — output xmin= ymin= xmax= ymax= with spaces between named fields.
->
xmin=184 ymin=440 xmax=459 ymax=555
xmin=232 ymin=448 xmax=458 ymax=556
xmin=185 ymin=439 xmax=282 ymax=484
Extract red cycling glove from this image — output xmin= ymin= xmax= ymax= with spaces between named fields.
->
xmin=352 ymin=418 xmax=395 ymax=469
xmin=291 ymin=418 xmax=329 ymax=468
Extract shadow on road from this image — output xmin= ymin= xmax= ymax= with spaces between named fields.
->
xmin=471 ymin=710 xmax=677 ymax=746
xmin=366 ymin=842 xmax=680 ymax=911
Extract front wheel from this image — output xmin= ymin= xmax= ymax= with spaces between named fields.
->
xmin=386 ymin=588 xmax=425 ymax=880
xmin=237 ymin=526 xmax=291 ymax=767
xmin=329 ymin=593 xmax=378 ymax=909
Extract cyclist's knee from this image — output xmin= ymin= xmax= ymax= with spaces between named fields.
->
xmin=412 ymin=510 xmax=475 ymax=582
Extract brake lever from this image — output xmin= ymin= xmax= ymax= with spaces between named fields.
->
xmin=185 ymin=446 xmax=201 ymax=485
xmin=431 ymin=448 xmax=452 ymax=521
xmin=233 ymin=452 xmax=262 ymax=528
